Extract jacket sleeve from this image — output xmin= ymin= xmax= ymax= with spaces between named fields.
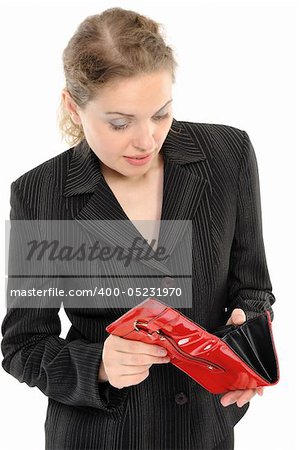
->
xmin=225 ymin=130 xmax=276 ymax=321
xmin=1 ymin=181 xmax=129 ymax=417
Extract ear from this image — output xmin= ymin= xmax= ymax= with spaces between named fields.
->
xmin=61 ymin=89 xmax=82 ymax=125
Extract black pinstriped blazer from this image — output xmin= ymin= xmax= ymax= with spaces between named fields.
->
xmin=1 ymin=118 xmax=276 ymax=450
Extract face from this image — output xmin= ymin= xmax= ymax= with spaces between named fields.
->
xmin=63 ymin=70 xmax=174 ymax=182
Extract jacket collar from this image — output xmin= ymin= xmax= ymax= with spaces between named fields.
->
xmin=61 ymin=118 xmax=210 ymax=275
xmin=63 ymin=118 xmax=206 ymax=197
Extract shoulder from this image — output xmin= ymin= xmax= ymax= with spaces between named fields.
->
xmin=175 ymin=119 xmax=252 ymax=168
xmin=173 ymin=120 xmax=256 ymax=195
xmin=177 ymin=119 xmax=247 ymax=149
xmin=9 ymin=147 xmax=75 ymax=219
xmin=11 ymin=147 xmax=73 ymax=198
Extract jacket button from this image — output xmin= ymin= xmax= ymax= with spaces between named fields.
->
xmin=161 ymin=277 xmax=175 ymax=288
xmin=175 ymin=392 xmax=188 ymax=405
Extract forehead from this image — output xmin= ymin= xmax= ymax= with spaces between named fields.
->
xmin=91 ymin=70 xmax=173 ymax=109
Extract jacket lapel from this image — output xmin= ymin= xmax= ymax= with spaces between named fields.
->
xmin=63 ymin=118 xmax=210 ymax=275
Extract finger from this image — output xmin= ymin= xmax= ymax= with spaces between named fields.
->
xmin=221 ymin=389 xmax=255 ymax=407
xmin=119 ymin=353 xmax=170 ymax=366
xmin=119 ymin=367 xmax=151 ymax=378
xmin=256 ymin=387 xmax=264 ymax=396
xmin=220 ymin=389 xmax=246 ymax=406
xmin=226 ymin=308 xmax=246 ymax=325
xmin=232 ymin=308 xmax=246 ymax=324
xmin=236 ymin=389 xmax=257 ymax=407
xmin=112 ymin=335 xmax=168 ymax=357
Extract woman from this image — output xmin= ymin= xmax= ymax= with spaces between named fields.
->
xmin=1 ymin=7 xmax=275 ymax=450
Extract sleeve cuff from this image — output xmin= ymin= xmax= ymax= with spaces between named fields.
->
xmin=227 ymin=296 xmax=274 ymax=321
xmin=52 ymin=340 xmax=130 ymax=418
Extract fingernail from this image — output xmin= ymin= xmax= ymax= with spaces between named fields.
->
xmin=221 ymin=399 xmax=234 ymax=407
xmin=159 ymin=349 xmax=167 ymax=356
xmin=237 ymin=401 xmax=247 ymax=408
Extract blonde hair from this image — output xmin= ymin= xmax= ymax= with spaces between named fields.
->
xmin=57 ymin=7 xmax=178 ymax=146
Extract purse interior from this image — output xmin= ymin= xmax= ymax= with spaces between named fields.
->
xmin=210 ymin=314 xmax=278 ymax=382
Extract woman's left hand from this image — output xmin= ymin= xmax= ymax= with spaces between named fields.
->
xmin=220 ymin=308 xmax=264 ymax=407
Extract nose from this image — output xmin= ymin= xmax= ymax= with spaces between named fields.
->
xmin=133 ymin=122 xmax=155 ymax=152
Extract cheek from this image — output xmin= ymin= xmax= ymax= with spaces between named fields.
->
xmin=159 ymin=118 xmax=173 ymax=139
xmin=100 ymin=134 xmax=130 ymax=160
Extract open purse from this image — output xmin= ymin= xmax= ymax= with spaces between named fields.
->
xmin=106 ymin=298 xmax=280 ymax=394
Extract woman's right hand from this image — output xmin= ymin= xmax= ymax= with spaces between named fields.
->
xmin=98 ymin=334 xmax=170 ymax=389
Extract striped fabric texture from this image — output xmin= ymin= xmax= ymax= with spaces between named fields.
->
xmin=1 ymin=118 xmax=276 ymax=449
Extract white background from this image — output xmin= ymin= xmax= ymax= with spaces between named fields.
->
xmin=0 ymin=0 xmax=298 ymax=449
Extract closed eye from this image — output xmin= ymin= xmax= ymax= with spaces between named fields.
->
xmin=109 ymin=113 xmax=170 ymax=132
xmin=153 ymin=113 xmax=170 ymax=122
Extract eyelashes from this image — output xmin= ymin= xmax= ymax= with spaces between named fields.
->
xmin=109 ymin=113 xmax=170 ymax=132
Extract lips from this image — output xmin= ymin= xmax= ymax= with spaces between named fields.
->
xmin=125 ymin=154 xmax=151 ymax=159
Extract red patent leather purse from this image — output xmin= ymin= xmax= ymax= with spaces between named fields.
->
xmin=106 ymin=298 xmax=279 ymax=394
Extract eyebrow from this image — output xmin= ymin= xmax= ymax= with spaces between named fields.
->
xmin=105 ymin=99 xmax=173 ymax=117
